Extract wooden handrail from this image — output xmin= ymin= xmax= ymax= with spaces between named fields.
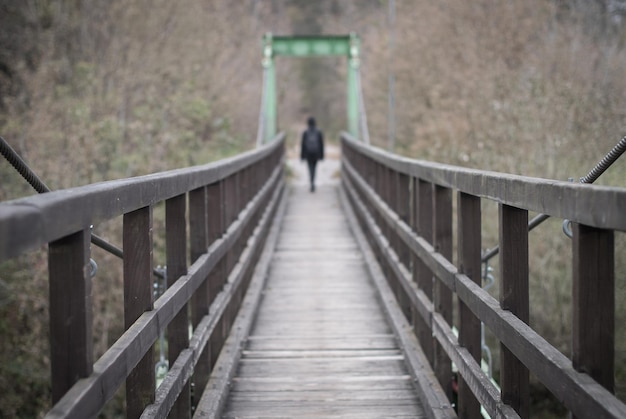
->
xmin=341 ymin=133 xmax=626 ymax=419
xmin=0 ymin=134 xmax=285 ymax=418
xmin=0 ymin=136 xmax=284 ymax=262
xmin=342 ymin=133 xmax=626 ymax=232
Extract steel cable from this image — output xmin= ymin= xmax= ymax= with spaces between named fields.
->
xmin=482 ymin=135 xmax=626 ymax=263
xmin=580 ymin=135 xmax=626 ymax=184
xmin=0 ymin=136 xmax=50 ymax=193
xmin=1 ymin=135 xmax=164 ymax=278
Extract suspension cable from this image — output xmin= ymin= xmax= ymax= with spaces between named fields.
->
xmin=0 ymin=135 xmax=51 ymax=193
xmin=482 ymin=135 xmax=626 ymax=263
xmin=579 ymin=135 xmax=626 ymax=184
xmin=0 ymin=135 xmax=164 ymax=279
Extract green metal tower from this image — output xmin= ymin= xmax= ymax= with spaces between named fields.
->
xmin=260 ymin=33 xmax=361 ymax=144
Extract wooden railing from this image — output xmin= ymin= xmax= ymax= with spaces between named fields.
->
xmin=0 ymin=135 xmax=285 ymax=418
xmin=341 ymin=133 xmax=626 ymax=419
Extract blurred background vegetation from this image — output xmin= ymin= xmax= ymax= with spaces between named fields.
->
xmin=1 ymin=0 xmax=625 ymax=417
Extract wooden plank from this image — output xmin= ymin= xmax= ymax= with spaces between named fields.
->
xmin=230 ymin=375 xmax=415 ymax=393
xmin=236 ymin=356 xmax=408 ymax=377
xmin=572 ymin=224 xmax=614 ymax=395
xmin=456 ymin=192 xmax=482 ymax=418
xmin=193 ymin=177 xmax=287 ymax=419
xmin=339 ymin=184 xmax=455 ymax=419
xmin=217 ymin=176 xmax=427 ymax=419
xmin=206 ymin=181 xmax=224 ymax=313
xmin=433 ymin=185 xmax=453 ymax=399
xmin=344 ymin=160 xmax=457 ymax=292
xmin=414 ymin=178 xmax=434 ymax=364
xmin=241 ymin=349 xmax=402 ymax=358
xmin=431 ymin=313 xmax=519 ymax=419
xmin=48 ymin=229 xmax=93 ymax=403
xmin=345 ymin=167 xmax=513 ymax=418
xmin=143 ymin=173 xmax=286 ymax=419
xmin=344 ymin=157 xmax=515 ymax=418
xmin=246 ymin=335 xmax=399 ymax=351
xmin=189 ymin=187 xmax=209 ymax=262
xmin=499 ymin=204 xmax=529 ymax=418
xmin=189 ymin=186 xmax=210 ymax=405
xmin=397 ymin=173 xmax=411 ymax=269
xmin=166 ymin=194 xmax=190 ymax=418
xmin=227 ymin=388 xmax=419 ymax=402
xmin=124 ymin=206 xmax=155 ymax=419
xmin=222 ymin=399 xmax=424 ymax=416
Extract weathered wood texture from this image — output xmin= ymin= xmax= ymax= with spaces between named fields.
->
xmin=222 ymin=164 xmax=427 ymax=418
xmin=124 ymin=206 xmax=155 ymax=419
xmin=499 ymin=204 xmax=529 ymax=419
xmin=48 ymin=229 xmax=93 ymax=403
xmin=341 ymin=133 xmax=626 ymax=419
xmin=0 ymin=136 xmax=285 ymax=419
xmin=166 ymin=194 xmax=190 ymax=418
xmin=456 ymin=192 xmax=482 ymax=419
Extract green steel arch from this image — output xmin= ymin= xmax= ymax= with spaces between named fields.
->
xmin=260 ymin=33 xmax=361 ymax=143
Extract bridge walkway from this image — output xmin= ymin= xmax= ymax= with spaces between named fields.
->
xmin=220 ymin=154 xmax=426 ymax=418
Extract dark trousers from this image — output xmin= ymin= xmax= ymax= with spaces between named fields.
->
xmin=306 ymin=157 xmax=318 ymax=188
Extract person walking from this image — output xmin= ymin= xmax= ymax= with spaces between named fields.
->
xmin=300 ymin=117 xmax=324 ymax=192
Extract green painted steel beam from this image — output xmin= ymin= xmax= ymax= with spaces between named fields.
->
xmin=271 ymin=35 xmax=352 ymax=57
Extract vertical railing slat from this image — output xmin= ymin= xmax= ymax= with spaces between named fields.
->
xmin=572 ymin=224 xmax=614 ymax=406
xmin=413 ymin=178 xmax=434 ymax=364
xmin=189 ymin=186 xmax=210 ymax=408
xmin=499 ymin=204 xmax=529 ymax=419
xmin=166 ymin=193 xmax=189 ymax=418
xmin=207 ymin=181 xmax=225 ymax=368
xmin=48 ymin=228 xmax=93 ymax=403
xmin=397 ymin=172 xmax=411 ymax=319
xmin=124 ymin=206 xmax=155 ymax=419
xmin=457 ymin=192 xmax=482 ymax=418
xmin=433 ymin=185 xmax=453 ymax=399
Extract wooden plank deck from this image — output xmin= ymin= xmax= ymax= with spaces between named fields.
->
xmin=221 ymin=155 xmax=426 ymax=418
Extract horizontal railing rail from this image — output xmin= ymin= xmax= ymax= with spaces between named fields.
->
xmin=0 ymin=134 xmax=285 ymax=418
xmin=341 ymin=133 xmax=626 ymax=419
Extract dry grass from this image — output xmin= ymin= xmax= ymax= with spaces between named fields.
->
xmin=359 ymin=1 xmax=626 ymax=413
xmin=1 ymin=1 xmax=625 ymax=416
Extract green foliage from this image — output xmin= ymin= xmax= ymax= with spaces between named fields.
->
xmin=0 ymin=254 xmax=51 ymax=417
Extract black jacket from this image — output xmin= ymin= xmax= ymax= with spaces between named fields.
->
xmin=300 ymin=127 xmax=324 ymax=161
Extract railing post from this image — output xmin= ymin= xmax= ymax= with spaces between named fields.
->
xmin=222 ymin=175 xmax=236 ymax=337
xmin=457 ymin=192 xmax=482 ymax=418
xmin=433 ymin=185 xmax=453 ymax=399
xmin=397 ymin=173 xmax=411 ymax=268
xmin=166 ymin=193 xmax=189 ymax=418
xmin=572 ymin=223 xmax=614 ymax=414
xmin=396 ymin=172 xmax=411 ymax=319
xmin=124 ymin=206 xmax=155 ymax=419
xmin=48 ymin=228 xmax=93 ymax=403
xmin=498 ymin=204 xmax=529 ymax=419
xmin=412 ymin=178 xmax=434 ymax=363
xmin=189 ymin=186 xmax=210 ymax=408
xmin=208 ymin=181 xmax=225 ymax=368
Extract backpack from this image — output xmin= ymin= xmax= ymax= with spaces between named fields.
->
xmin=304 ymin=129 xmax=320 ymax=157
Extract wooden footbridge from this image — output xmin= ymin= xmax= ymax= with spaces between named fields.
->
xmin=1 ymin=133 xmax=625 ymax=418
xmin=2 ymin=34 xmax=626 ymax=419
